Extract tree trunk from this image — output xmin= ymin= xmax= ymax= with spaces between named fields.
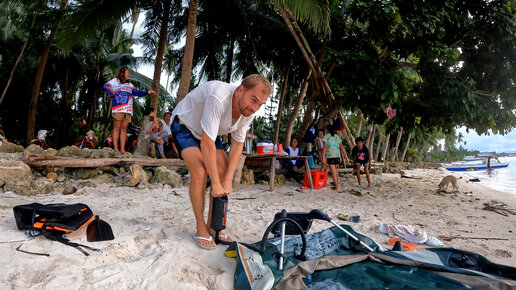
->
xmin=339 ymin=112 xmax=356 ymax=148
xmin=283 ymin=69 xmax=311 ymax=147
xmin=298 ymin=92 xmax=316 ymax=141
xmin=177 ymin=0 xmax=199 ymax=102
xmin=26 ymin=0 xmax=68 ymax=145
xmin=277 ymin=7 xmax=335 ymax=109
xmin=134 ymin=0 xmax=171 ymax=156
xmin=0 ymin=14 xmax=37 ymax=107
xmin=273 ymin=68 xmax=289 ymax=144
xmin=390 ymin=130 xmax=403 ymax=161
xmin=400 ymin=132 xmax=412 ymax=162
xmin=225 ymin=39 xmax=234 ymax=83
xmin=381 ymin=134 xmax=391 ymax=162
xmin=368 ymin=123 xmax=376 ymax=160
xmin=374 ymin=132 xmax=383 ymax=161
xmin=354 ymin=112 xmax=363 ymax=138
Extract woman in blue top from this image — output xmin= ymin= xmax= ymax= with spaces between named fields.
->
xmin=104 ymin=67 xmax=155 ymax=154
xmin=322 ymin=125 xmax=350 ymax=190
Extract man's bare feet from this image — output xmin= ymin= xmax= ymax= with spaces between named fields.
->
xmin=120 ymin=150 xmax=130 ymax=155
xmin=160 ymin=153 xmax=166 ymax=159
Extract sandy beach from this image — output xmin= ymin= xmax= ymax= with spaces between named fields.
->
xmin=1 ymin=167 xmax=515 ymax=289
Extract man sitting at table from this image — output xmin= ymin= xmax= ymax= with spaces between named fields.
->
xmin=283 ymin=137 xmax=303 ymax=183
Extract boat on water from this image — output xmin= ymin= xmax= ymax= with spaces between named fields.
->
xmin=444 ymin=155 xmax=510 ymax=172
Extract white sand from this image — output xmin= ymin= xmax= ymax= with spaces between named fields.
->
xmin=1 ymin=168 xmax=515 ymax=289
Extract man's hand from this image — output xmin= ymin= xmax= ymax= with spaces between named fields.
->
xmin=211 ymin=182 xmax=226 ymax=197
xmin=148 ymin=89 xmax=156 ymax=95
xmin=222 ymin=179 xmax=233 ymax=196
xmin=293 ymin=166 xmax=298 ymax=171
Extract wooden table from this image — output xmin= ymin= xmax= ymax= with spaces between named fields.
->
xmin=244 ymin=153 xmax=313 ymax=191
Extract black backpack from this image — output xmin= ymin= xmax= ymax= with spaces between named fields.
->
xmin=13 ymin=203 xmax=112 ymax=255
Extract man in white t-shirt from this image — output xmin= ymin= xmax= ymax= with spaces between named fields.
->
xmin=171 ymin=74 xmax=271 ymax=250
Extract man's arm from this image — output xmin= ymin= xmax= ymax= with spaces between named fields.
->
xmin=222 ymin=140 xmax=244 ymax=194
xmin=201 ymin=131 xmax=226 ymax=197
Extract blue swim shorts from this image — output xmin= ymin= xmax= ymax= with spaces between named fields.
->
xmin=171 ymin=117 xmax=223 ymax=159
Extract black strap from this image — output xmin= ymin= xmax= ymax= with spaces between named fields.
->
xmin=55 ymin=237 xmax=100 ymax=256
xmin=41 ymin=224 xmax=100 ymax=256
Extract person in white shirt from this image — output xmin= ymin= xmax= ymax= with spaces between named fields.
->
xmin=171 ymin=74 xmax=271 ymax=250
xmin=158 ymin=112 xmax=178 ymax=157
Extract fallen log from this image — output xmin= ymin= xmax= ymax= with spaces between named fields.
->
xmin=23 ymin=154 xmax=185 ymax=168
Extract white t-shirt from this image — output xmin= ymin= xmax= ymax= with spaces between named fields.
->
xmin=171 ymin=81 xmax=255 ymax=143
xmin=159 ymin=119 xmax=172 ymax=135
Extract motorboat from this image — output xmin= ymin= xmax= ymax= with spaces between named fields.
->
xmin=444 ymin=155 xmax=510 ymax=171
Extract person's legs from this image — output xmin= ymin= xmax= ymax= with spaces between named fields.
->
xmin=329 ymin=164 xmax=339 ymax=190
xmin=119 ymin=119 xmax=130 ymax=154
xmin=364 ymin=163 xmax=371 ymax=187
xmin=206 ymin=150 xmax=233 ymax=242
xmin=321 ymin=159 xmax=329 ymax=172
xmin=182 ymin=146 xmax=213 ymax=247
xmin=354 ymin=163 xmax=362 ymax=186
xmin=112 ymin=119 xmax=122 ymax=153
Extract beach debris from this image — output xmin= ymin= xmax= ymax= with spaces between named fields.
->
xmin=438 ymin=235 xmax=509 ymax=242
xmin=62 ymin=186 xmax=77 ymax=195
xmin=16 ymin=243 xmax=50 ymax=257
xmin=46 ymin=172 xmax=58 ymax=182
xmin=349 ymin=189 xmax=363 ymax=196
xmin=4 ymin=191 xmax=16 ymax=197
xmin=425 ymin=236 xmax=444 ymax=247
xmin=469 ymin=178 xmax=480 ymax=182
xmin=337 ymin=214 xmax=350 ymax=221
xmin=483 ymin=201 xmax=516 ymax=217
xmin=400 ymin=174 xmax=422 ymax=179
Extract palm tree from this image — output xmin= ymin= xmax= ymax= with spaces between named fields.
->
xmin=26 ymin=0 xmax=68 ymax=145
xmin=176 ymin=0 xmax=198 ymax=102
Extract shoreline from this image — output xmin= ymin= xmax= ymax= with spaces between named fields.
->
xmin=1 ymin=167 xmax=515 ymax=289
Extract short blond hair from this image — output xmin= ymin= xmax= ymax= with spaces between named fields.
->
xmin=241 ymin=74 xmax=272 ymax=96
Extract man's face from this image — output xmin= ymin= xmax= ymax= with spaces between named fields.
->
xmin=291 ymin=138 xmax=298 ymax=148
xmin=164 ymin=114 xmax=171 ymax=122
xmin=357 ymin=141 xmax=363 ymax=149
xmin=238 ymin=84 xmax=269 ymax=117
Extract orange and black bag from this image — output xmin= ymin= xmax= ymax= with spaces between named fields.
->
xmin=13 ymin=203 xmax=110 ymax=255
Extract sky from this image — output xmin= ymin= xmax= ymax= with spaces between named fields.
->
xmin=457 ymin=127 xmax=516 ymax=153
xmin=125 ymin=16 xmax=516 ymax=153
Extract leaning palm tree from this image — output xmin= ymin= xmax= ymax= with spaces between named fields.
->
xmin=26 ymin=0 xmax=68 ymax=145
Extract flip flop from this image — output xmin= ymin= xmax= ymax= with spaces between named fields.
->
xmin=192 ymin=235 xmax=216 ymax=250
xmin=213 ymin=232 xmax=233 ymax=243
xmin=356 ymin=185 xmax=361 ymax=188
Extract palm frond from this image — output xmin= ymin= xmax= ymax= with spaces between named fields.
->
xmin=56 ymin=0 xmax=136 ymax=49
xmin=274 ymin=0 xmax=331 ymax=37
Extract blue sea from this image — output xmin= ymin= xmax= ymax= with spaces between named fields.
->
xmin=462 ymin=156 xmax=516 ymax=195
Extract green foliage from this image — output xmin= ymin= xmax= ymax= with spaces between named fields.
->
xmin=176 ymin=166 xmax=189 ymax=176
xmin=427 ymin=147 xmax=479 ymax=163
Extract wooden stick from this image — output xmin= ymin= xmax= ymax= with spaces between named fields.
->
xmin=16 ymin=243 xmax=50 ymax=257
xmin=438 ymin=235 xmax=509 ymax=242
